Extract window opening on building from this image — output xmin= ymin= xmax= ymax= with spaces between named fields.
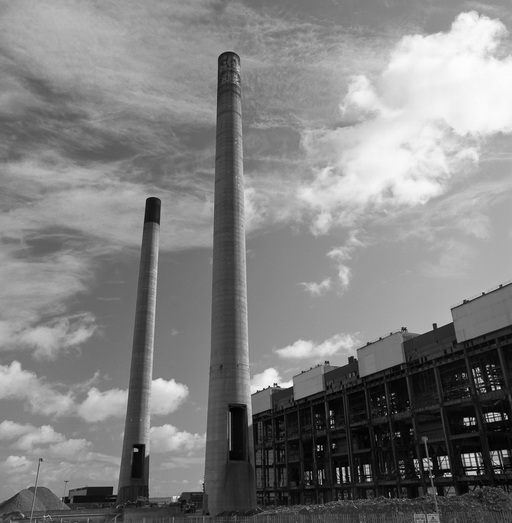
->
xmin=461 ymin=452 xmax=484 ymax=475
xmin=491 ymin=449 xmax=511 ymax=473
xmin=463 ymin=416 xmax=477 ymax=426
xmin=304 ymin=469 xmax=314 ymax=486
xmin=485 ymin=411 xmax=508 ymax=423
xmin=317 ymin=468 xmax=326 ymax=485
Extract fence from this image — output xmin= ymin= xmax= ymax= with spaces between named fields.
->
xmin=27 ymin=510 xmax=512 ymax=523
xmin=145 ymin=513 xmax=512 ymax=523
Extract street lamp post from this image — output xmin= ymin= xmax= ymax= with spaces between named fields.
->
xmin=422 ymin=436 xmax=439 ymax=514
xmin=29 ymin=458 xmax=44 ymax=523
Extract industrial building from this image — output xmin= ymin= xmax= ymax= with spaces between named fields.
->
xmin=67 ymin=486 xmax=115 ymax=505
xmin=252 ymin=282 xmax=512 ymax=506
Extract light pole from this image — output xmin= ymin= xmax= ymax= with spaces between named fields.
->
xmin=29 ymin=458 xmax=44 ymax=523
xmin=62 ymin=480 xmax=69 ymax=502
xmin=422 ymin=436 xmax=439 ymax=514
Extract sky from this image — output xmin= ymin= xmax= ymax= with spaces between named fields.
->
xmin=0 ymin=0 xmax=511 ymax=502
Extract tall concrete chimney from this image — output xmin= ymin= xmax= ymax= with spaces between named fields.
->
xmin=204 ymin=52 xmax=257 ymax=515
xmin=117 ymin=197 xmax=161 ymax=503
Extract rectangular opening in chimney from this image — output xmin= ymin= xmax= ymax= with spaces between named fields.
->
xmin=228 ymin=405 xmax=247 ymax=461
xmin=131 ymin=444 xmax=145 ymax=478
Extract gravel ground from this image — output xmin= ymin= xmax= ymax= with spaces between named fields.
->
xmin=258 ymin=487 xmax=512 ymax=515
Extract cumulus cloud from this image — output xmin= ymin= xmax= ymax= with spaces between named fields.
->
xmin=76 ymin=378 xmax=190 ymax=422
xmin=0 ymin=421 xmax=91 ymax=458
xmin=0 ymin=427 xmax=119 ymax=499
xmin=0 ymin=361 xmax=189 ymax=422
xmin=275 ymin=333 xmax=361 ymax=360
xmin=150 ymin=424 xmax=205 ymax=454
xmin=251 ymin=368 xmax=293 ymax=393
xmin=0 ymin=361 xmax=75 ymax=417
xmin=76 ymin=387 xmax=128 ymax=423
xmin=299 ymin=11 xmax=512 ymax=234
xmin=151 ymin=378 xmax=189 ymax=416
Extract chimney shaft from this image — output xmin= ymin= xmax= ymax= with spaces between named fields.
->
xmin=204 ymin=52 xmax=257 ymax=516
xmin=117 ymin=197 xmax=160 ymax=503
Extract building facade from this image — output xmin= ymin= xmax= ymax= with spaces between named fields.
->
xmin=68 ymin=486 xmax=114 ymax=504
xmin=252 ymin=282 xmax=512 ymax=506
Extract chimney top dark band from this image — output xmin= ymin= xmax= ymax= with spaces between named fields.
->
xmin=144 ymin=197 xmax=161 ymax=224
xmin=218 ymin=51 xmax=240 ymax=63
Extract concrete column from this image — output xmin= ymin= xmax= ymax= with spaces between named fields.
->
xmin=117 ymin=197 xmax=161 ymax=503
xmin=204 ymin=52 xmax=257 ymax=516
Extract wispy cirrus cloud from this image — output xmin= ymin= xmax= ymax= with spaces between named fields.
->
xmin=300 ymin=277 xmax=333 ymax=297
xmin=301 ymin=230 xmax=367 ymax=296
xmin=419 ymin=239 xmax=476 ymax=280
xmin=0 ymin=0 xmax=380 ymax=360
xmin=14 ymin=313 xmax=97 ymax=361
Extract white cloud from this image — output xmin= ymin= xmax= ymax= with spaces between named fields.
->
xmin=10 ymin=425 xmax=64 ymax=452
xmin=76 ymin=387 xmax=127 ymax=423
xmin=0 ymin=361 xmax=75 ymax=417
xmin=0 ymin=455 xmax=37 ymax=501
xmin=0 ymin=221 xmax=99 ymax=359
xmin=299 ymin=11 xmax=512 ymax=234
xmin=300 ymin=278 xmax=332 ymax=297
xmin=0 ymin=421 xmax=91 ymax=459
xmin=75 ymin=377 xmax=189 ymax=422
xmin=302 ymin=230 xmax=366 ymax=296
xmin=0 ymin=361 xmax=189 ymax=422
xmin=16 ymin=313 xmax=97 ymax=360
xmin=0 ymin=420 xmax=32 ymax=440
xmin=251 ymin=368 xmax=293 ymax=393
xmin=275 ymin=333 xmax=361 ymax=360
xmin=150 ymin=424 xmax=205 ymax=454
xmin=327 ymin=230 xmax=366 ymax=290
xmin=150 ymin=378 xmax=189 ymax=416
xmin=4 ymin=455 xmax=31 ymax=471
xmin=0 ymin=449 xmax=119 ymax=501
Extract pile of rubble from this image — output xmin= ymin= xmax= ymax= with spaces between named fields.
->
xmin=0 ymin=487 xmax=69 ymax=516
xmin=259 ymin=487 xmax=512 ymax=515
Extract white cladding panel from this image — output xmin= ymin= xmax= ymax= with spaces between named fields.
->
xmin=357 ymin=332 xmax=405 ymax=378
xmin=251 ymin=388 xmax=274 ymax=415
xmin=293 ymin=365 xmax=336 ymax=401
xmin=452 ymin=284 xmax=512 ymax=343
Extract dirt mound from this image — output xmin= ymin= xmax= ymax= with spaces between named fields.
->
xmin=259 ymin=487 xmax=512 ymax=516
xmin=458 ymin=487 xmax=512 ymax=512
xmin=0 ymin=487 xmax=69 ymax=516
xmin=27 ymin=487 xmax=68 ymax=511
